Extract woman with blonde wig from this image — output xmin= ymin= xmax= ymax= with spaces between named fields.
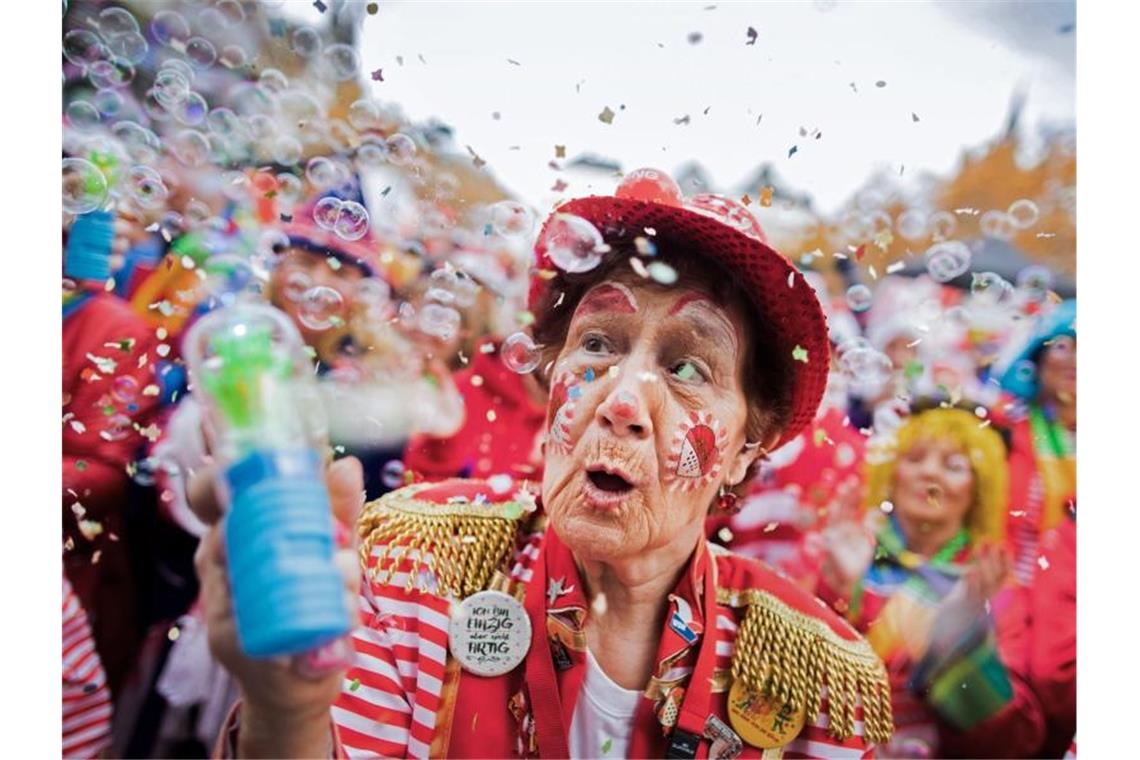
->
xmin=818 ymin=405 xmax=1047 ymax=758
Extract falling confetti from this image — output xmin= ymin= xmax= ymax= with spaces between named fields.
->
xmin=759 ymin=186 xmax=774 ymax=206
xmin=687 ymin=32 xmax=703 ymax=44
xmin=598 ymin=106 xmax=615 ymax=124
xmin=371 ymin=68 xmax=384 ymax=81
xmin=746 ymin=26 xmax=758 ymax=45
xmin=555 ymin=145 xmax=566 ymax=158
xmin=312 ymin=0 xmax=327 ymax=12
xmin=788 ymin=145 xmax=798 ymax=158
xmin=792 ymin=345 xmax=809 ymax=363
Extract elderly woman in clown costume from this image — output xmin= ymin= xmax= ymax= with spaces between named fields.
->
xmin=190 ymin=170 xmax=894 ymax=758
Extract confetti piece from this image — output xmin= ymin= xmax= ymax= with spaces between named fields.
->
xmin=717 ymin=527 xmax=734 ymax=542
xmin=912 ymin=112 xmax=920 ymax=122
xmin=1038 ymin=556 xmax=1050 ymax=570
xmin=875 ymin=80 xmax=886 ymax=88
xmin=555 ymin=145 xmax=566 ymax=158
xmin=746 ymin=26 xmax=758 ymax=45
xmin=763 ymin=522 xmax=779 ymax=533
xmin=792 ymin=345 xmax=809 ymax=363
xmin=687 ymin=32 xmax=703 ymax=44
xmin=886 ymin=261 xmax=905 ymax=274
xmin=371 ymin=68 xmax=384 ymax=81
xmin=630 ymin=257 xmax=649 ymax=279
xmin=349 ymin=678 xmax=362 ymax=691
xmin=168 ymin=626 xmax=181 ymax=642
xmin=367 ymin=2 xmax=379 ymax=14
xmin=674 ymin=114 xmax=691 ymax=125
xmin=79 ymin=519 xmax=104 ymax=541
xmin=759 ymin=186 xmax=774 ymax=207
xmin=740 ymin=194 xmax=752 ymax=206
xmin=598 ymin=106 xmax=615 ymax=124
xmin=788 ymin=145 xmax=798 ymax=158
xmin=551 ymin=179 xmax=568 ymax=192
xmin=312 ymin=0 xmax=327 ymax=12
xmin=608 ymin=365 xmax=620 ymax=379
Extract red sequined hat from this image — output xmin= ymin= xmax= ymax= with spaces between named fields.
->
xmin=527 ymin=169 xmax=829 ymax=449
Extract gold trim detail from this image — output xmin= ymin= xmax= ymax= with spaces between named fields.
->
xmin=358 ymin=482 xmax=531 ymax=599
xmin=718 ymin=587 xmax=893 ymax=745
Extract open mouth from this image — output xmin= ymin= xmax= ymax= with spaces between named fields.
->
xmin=583 ymin=466 xmax=636 ymax=508
xmin=587 ymin=469 xmax=634 ymax=493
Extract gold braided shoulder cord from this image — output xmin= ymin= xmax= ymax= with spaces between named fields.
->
xmin=718 ymin=587 xmax=894 ymax=746
xmin=357 ymin=483 xmax=531 ymax=599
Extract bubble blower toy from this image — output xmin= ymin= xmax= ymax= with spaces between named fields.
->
xmin=183 ymin=303 xmax=351 ymax=658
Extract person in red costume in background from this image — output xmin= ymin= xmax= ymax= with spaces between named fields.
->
xmin=995 ymin=299 xmax=1076 ymax=585
xmin=1027 ymin=507 xmax=1076 ymax=758
xmin=403 ymin=248 xmax=547 ymax=485
xmin=817 ymin=405 xmax=1045 ymax=758
xmin=63 ymin=209 xmax=161 ymax=695
xmin=709 ymin=280 xmax=866 ymax=588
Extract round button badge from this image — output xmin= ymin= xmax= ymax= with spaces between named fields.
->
xmin=447 ymin=589 xmax=532 ymax=677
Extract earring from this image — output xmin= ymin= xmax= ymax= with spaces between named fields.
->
xmin=717 ymin=485 xmax=740 ymax=514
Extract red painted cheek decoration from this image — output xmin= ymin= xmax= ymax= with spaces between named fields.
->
xmin=664 ymin=411 xmax=729 ymax=492
xmin=545 ymin=372 xmax=580 ymax=455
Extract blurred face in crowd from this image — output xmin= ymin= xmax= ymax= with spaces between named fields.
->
xmin=892 ymin=437 xmax=975 ymax=542
xmin=270 ymin=247 xmax=365 ymax=356
xmin=884 ymin=335 xmax=918 ymax=372
xmin=541 ymin=271 xmax=763 ymax=564
xmin=1037 ymin=335 xmax=1076 ymax=406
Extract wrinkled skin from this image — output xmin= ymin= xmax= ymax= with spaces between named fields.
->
xmin=541 ymin=272 xmax=766 ymax=565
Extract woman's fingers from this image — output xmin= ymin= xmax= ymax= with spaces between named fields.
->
xmin=187 ymin=460 xmax=223 ymax=526
xmin=327 ymin=456 xmax=365 ymax=534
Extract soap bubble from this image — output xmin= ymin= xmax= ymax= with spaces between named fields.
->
xmin=272 ymin=136 xmax=302 ymax=166
xmin=151 ymin=11 xmax=190 ymax=46
xmin=418 ymin=303 xmax=462 ymax=340
xmin=258 ymin=68 xmax=289 ymax=95
xmin=542 ymin=213 xmax=606 ymax=274
xmin=845 ymin=284 xmax=873 ymax=313
xmin=282 ymin=270 xmax=313 ymax=302
xmin=501 ymin=332 xmax=540 ymax=373
xmin=313 ymin=197 xmax=343 ymax=230
xmin=334 ymin=201 xmax=369 ymax=241
xmin=169 ymin=129 xmax=210 ymax=167
xmin=62 ymin=158 xmax=108 ymax=215
xmin=63 ymin=29 xmax=104 ymax=67
xmin=356 ymin=278 xmax=391 ymax=308
xmin=322 ymin=44 xmax=359 ymax=81
xmin=1007 ymin=199 xmax=1040 ymax=229
xmin=298 ymin=286 xmax=347 ymax=331
xmin=111 ymin=375 xmax=140 ymax=403
xmin=970 ymin=271 xmax=1014 ymax=307
xmin=385 ymin=133 xmax=416 ymax=166
xmin=979 ymin=210 xmax=1016 ymax=241
xmin=927 ymin=211 xmax=957 ymax=241
xmin=101 ymin=414 xmax=133 ymax=442
xmin=355 ymin=138 xmax=388 ymax=168
xmin=128 ymin=166 xmax=169 ymax=209
xmin=896 ymin=209 xmax=927 ymax=241
xmin=380 ymin=460 xmax=406 ymax=490
xmin=97 ymin=7 xmax=140 ymax=38
xmin=93 ymin=89 xmax=125 ymax=118
xmin=185 ymin=37 xmax=217 ymax=69
xmin=107 ymin=32 xmax=147 ymax=65
xmin=924 ymin=240 xmax=972 ymax=283
xmin=614 ymin=167 xmax=684 ymax=206
xmin=172 ymin=91 xmax=208 ymax=125
xmin=196 ymin=7 xmax=227 ymax=37
xmin=66 ymin=100 xmax=101 ymax=131
xmin=348 ymin=99 xmax=381 ymax=130
xmin=490 ymin=201 xmax=534 ymax=237
xmin=219 ymin=45 xmax=247 ymax=70
xmin=87 ymin=57 xmax=135 ymax=89
xmin=291 ymin=27 xmax=321 ymax=58
xmin=305 ymin=156 xmax=341 ymax=189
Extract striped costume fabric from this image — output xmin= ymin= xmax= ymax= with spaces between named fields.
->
xmin=331 ymin=531 xmax=876 ymax=758
xmin=62 ymin=573 xmax=113 ymax=759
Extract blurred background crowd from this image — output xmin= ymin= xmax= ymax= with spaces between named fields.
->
xmin=60 ymin=1 xmax=1075 ymax=757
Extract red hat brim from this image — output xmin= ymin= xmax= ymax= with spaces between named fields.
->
xmin=528 ymin=195 xmax=829 ymax=449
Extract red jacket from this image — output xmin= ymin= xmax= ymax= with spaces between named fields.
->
xmin=403 ymin=341 xmax=546 ymax=484
xmin=62 ymin=290 xmax=160 ymax=691
xmin=1028 ymin=515 xmax=1077 ymax=758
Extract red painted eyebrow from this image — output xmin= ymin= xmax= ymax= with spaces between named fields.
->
xmin=574 ymin=283 xmax=637 ymax=317
xmin=667 ymin=292 xmax=711 ymax=317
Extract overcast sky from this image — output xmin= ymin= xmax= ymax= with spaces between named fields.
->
xmin=333 ymin=1 xmax=1077 ymax=214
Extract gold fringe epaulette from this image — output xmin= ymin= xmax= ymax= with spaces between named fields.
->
xmin=718 ymin=587 xmax=894 ymax=745
xmin=357 ymin=482 xmax=533 ymax=598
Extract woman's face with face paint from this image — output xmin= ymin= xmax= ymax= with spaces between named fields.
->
xmin=541 ymin=272 xmax=760 ymax=563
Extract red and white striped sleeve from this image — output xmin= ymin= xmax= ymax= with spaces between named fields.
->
xmin=332 ymin=548 xmax=452 ymax=759
xmin=62 ymin=574 xmax=112 ymax=760
xmin=782 ymin=695 xmax=876 ymax=760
